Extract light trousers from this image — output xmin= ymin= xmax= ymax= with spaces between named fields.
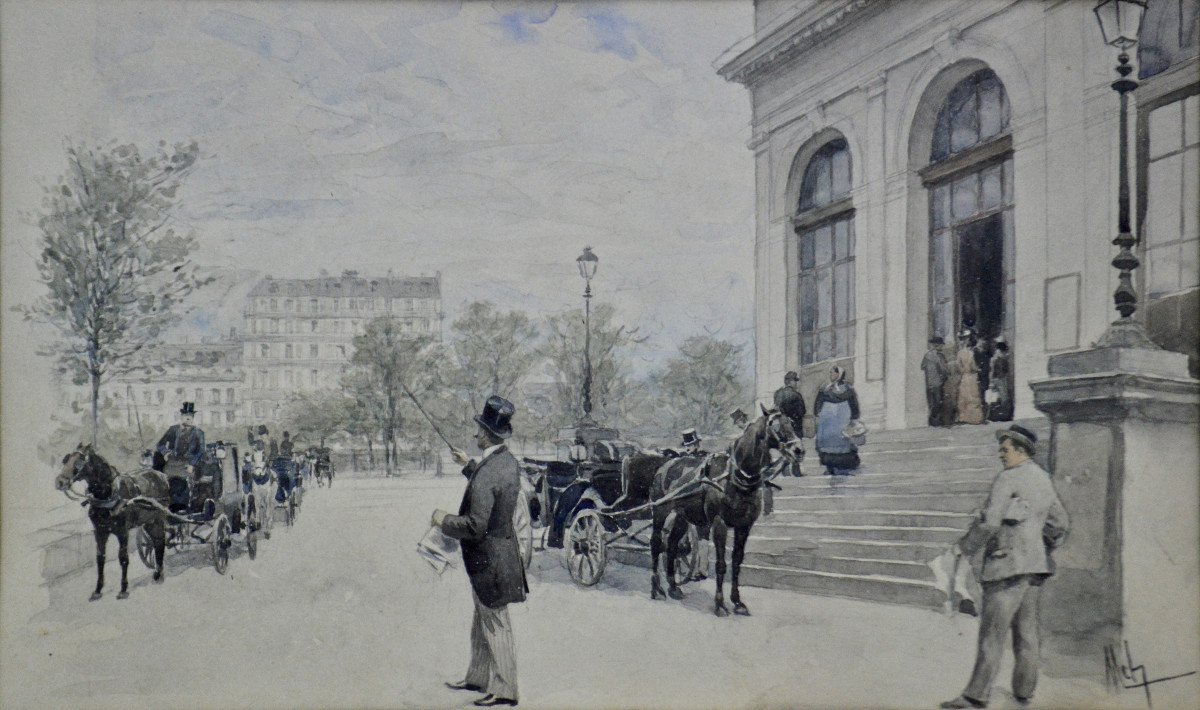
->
xmin=963 ymin=574 xmax=1042 ymax=703
xmin=465 ymin=590 xmax=518 ymax=700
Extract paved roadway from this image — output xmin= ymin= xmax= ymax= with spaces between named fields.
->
xmin=5 ymin=475 xmax=1117 ymax=710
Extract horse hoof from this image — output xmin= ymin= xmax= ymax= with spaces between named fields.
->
xmin=714 ymin=605 xmax=730 ymax=617
xmin=668 ymin=587 xmax=685 ymax=600
xmin=117 ymin=590 xmax=129 ymax=600
xmin=153 ymin=573 xmax=164 ymax=584
xmin=89 ymin=592 xmax=102 ymax=601
xmin=734 ymin=603 xmax=751 ymax=616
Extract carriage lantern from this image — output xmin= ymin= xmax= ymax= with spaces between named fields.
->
xmin=576 ymin=247 xmax=599 ymax=425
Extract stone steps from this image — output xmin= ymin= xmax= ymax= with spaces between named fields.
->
xmin=724 ymin=419 xmax=1049 ymax=609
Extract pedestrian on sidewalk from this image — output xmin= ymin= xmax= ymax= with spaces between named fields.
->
xmin=434 ymin=395 xmax=527 ymax=708
xmin=986 ymin=339 xmax=1014 ymax=422
xmin=940 ymin=425 xmax=1069 ymax=709
xmin=922 ymin=336 xmax=950 ymax=426
xmin=814 ymin=366 xmax=862 ymax=476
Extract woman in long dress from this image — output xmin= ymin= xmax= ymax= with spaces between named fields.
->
xmin=955 ymin=334 xmax=985 ymax=424
xmin=814 ymin=366 xmax=862 ymax=476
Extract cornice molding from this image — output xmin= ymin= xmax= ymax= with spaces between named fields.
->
xmin=719 ymin=0 xmax=878 ymax=87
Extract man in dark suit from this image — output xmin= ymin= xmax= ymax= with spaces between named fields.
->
xmin=922 ymin=336 xmax=951 ymax=426
xmin=434 ymin=396 xmax=527 ymax=708
xmin=773 ymin=371 xmax=807 ymax=476
xmin=940 ymin=425 xmax=1069 ymax=709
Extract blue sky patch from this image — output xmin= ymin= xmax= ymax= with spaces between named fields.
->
xmin=497 ymin=5 xmax=557 ymax=44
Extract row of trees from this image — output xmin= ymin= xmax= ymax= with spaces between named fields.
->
xmin=280 ymin=301 xmax=753 ymax=474
xmin=22 ymin=140 xmax=753 ymax=470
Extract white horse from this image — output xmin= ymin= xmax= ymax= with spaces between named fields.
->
xmin=246 ymin=450 xmax=275 ymax=540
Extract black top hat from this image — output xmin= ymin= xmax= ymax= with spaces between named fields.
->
xmin=180 ymin=402 xmax=195 ymax=415
xmin=995 ymin=425 xmax=1037 ymax=455
xmin=474 ymin=395 xmax=514 ymax=439
xmin=680 ymin=428 xmax=701 ymax=447
xmin=729 ymin=408 xmax=748 ymax=422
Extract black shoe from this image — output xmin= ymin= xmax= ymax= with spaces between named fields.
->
xmin=445 ymin=680 xmax=483 ymax=692
xmin=474 ymin=695 xmax=517 ymax=707
xmin=939 ymin=696 xmax=986 ymax=709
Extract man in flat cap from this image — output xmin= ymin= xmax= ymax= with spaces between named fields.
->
xmin=940 ymin=425 xmax=1069 ymax=709
xmin=436 ymin=395 xmax=527 ymax=707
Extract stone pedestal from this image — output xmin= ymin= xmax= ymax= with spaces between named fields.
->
xmin=1030 ymin=341 xmax=1199 ymax=695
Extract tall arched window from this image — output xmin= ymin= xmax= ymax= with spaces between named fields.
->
xmin=923 ymin=69 xmax=1015 ymax=345
xmin=794 ymin=138 xmax=855 ymax=365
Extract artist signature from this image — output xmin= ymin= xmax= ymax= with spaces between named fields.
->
xmin=1104 ymin=640 xmax=1197 ymax=708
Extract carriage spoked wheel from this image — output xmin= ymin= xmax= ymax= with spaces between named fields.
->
xmin=211 ymin=515 xmax=230 ymax=574
xmin=136 ymin=527 xmax=155 ymax=569
xmin=513 ymin=491 xmax=533 ymax=570
xmin=671 ymin=524 xmax=701 ymax=587
xmin=564 ymin=508 xmax=607 ymax=586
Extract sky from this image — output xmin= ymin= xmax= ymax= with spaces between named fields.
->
xmin=1 ymin=0 xmax=757 ymax=378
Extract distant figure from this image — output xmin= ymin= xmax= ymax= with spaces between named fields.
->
xmin=973 ymin=336 xmax=993 ymax=411
xmin=940 ymin=425 xmax=1068 ymax=709
xmin=988 ymin=339 xmax=1014 ymax=422
xmin=730 ymin=408 xmax=751 ymax=432
xmin=922 ymin=336 xmax=951 ymax=427
xmin=280 ymin=431 xmax=294 ymax=458
xmin=436 ymin=396 xmax=526 ymax=708
xmin=955 ymin=332 xmax=985 ymax=425
xmin=814 ymin=366 xmax=861 ymax=476
xmin=773 ymin=371 xmax=807 ymax=477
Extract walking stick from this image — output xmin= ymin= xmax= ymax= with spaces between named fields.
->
xmin=399 ymin=383 xmax=456 ymax=451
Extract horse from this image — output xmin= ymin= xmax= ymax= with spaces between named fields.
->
xmin=648 ymin=408 xmax=805 ymax=616
xmin=246 ymin=450 xmax=275 ymax=539
xmin=54 ymin=443 xmax=170 ymax=600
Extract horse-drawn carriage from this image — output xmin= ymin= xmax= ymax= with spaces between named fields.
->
xmin=135 ymin=441 xmax=252 ymax=575
xmin=518 ymin=426 xmax=702 ymax=587
xmin=518 ymin=413 xmax=805 ymax=616
xmin=270 ymin=455 xmax=302 ymax=525
xmin=313 ymin=447 xmax=334 ymax=487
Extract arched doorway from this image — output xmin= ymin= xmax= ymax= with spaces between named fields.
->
xmin=912 ymin=67 xmax=1015 ymax=421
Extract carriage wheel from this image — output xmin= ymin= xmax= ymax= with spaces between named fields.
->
xmin=136 ymin=528 xmax=155 ymax=569
xmin=672 ymin=524 xmax=701 ymax=587
xmin=564 ymin=508 xmax=607 ymax=586
xmin=211 ymin=516 xmax=230 ymax=574
xmin=513 ymin=491 xmax=533 ymax=570
xmin=246 ymin=527 xmax=258 ymax=560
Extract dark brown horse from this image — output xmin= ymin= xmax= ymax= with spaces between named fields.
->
xmin=55 ymin=444 xmax=170 ymax=600
xmin=649 ymin=409 xmax=804 ymax=616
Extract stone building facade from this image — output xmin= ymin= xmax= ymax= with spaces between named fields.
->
xmin=719 ymin=0 xmax=1197 ymax=430
xmin=241 ymin=271 xmax=443 ymax=420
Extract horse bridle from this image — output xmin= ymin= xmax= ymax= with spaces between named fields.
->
xmin=59 ymin=449 xmax=122 ymax=509
xmin=726 ymin=411 xmax=802 ymax=492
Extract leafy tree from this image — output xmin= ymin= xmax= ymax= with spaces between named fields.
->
xmin=346 ymin=317 xmax=438 ymax=474
xmin=281 ymin=388 xmax=355 ymax=448
xmin=540 ymin=303 xmax=645 ymax=430
xmin=449 ymin=301 xmax=540 ymax=412
xmin=652 ymin=335 xmax=751 ymax=436
xmin=20 ymin=140 xmax=209 ymax=444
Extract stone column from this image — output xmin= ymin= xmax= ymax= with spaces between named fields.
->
xmin=1030 ymin=345 xmax=1199 ymax=692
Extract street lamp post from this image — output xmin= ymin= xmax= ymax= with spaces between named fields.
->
xmin=1093 ymin=0 xmax=1157 ymax=348
xmin=576 ymin=247 xmax=599 ymax=425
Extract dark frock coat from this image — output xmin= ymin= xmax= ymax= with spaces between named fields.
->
xmin=440 ymin=446 xmax=528 ymax=608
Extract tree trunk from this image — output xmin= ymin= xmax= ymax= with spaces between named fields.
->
xmin=90 ymin=368 xmax=101 ymax=447
xmin=366 ymin=436 xmax=374 ymax=469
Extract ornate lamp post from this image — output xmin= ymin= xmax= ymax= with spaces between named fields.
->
xmin=576 ymin=247 xmax=599 ymax=425
xmin=1093 ymin=0 xmax=1157 ymax=348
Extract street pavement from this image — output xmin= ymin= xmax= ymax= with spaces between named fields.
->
xmin=3 ymin=475 xmax=1124 ymax=710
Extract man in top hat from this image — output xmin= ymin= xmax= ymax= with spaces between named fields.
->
xmin=729 ymin=408 xmax=751 ymax=432
xmin=435 ymin=395 xmax=527 ymax=708
xmin=922 ymin=336 xmax=951 ymax=426
xmin=940 ymin=425 xmax=1069 ymax=709
xmin=155 ymin=402 xmax=206 ymax=477
xmin=679 ymin=428 xmax=706 ymax=457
